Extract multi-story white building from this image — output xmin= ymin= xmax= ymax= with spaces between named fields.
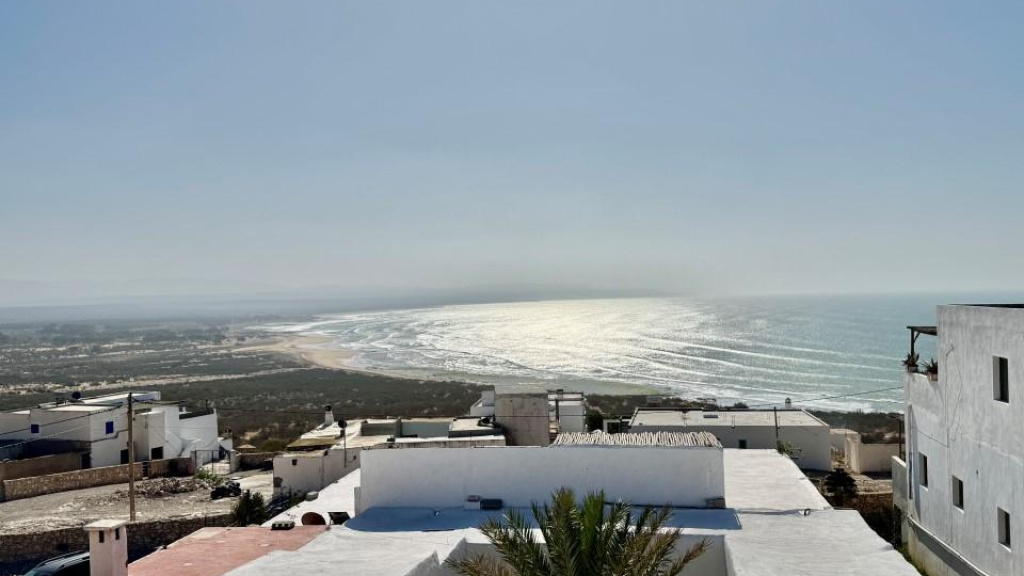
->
xmin=0 ymin=391 xmax=223 ymax=468
xmin=895 ymin=304 xmax=1024 ymax=576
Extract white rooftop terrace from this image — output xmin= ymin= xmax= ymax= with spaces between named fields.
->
xmin=631 ymin=408 xmax=828 ymax=428
xmin=223 ymin=449 xmax=915 ymax=576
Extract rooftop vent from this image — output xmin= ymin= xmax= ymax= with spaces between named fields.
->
xmin=702 ymin=413 xmax=719 ymax=419
xmin=270 ymin=520 xmax=295 ymax=531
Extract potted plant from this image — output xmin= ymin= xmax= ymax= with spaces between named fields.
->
xmin=903 ymin=352 xmax=920 ymax=373
xmin=924 ymin=358 xmax=939 ymax=382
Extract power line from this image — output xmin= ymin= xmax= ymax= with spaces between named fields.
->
xmin=743 ymin=385 xmax=905 ymax=409
xmin=0 ymin=405 xmax=120 ymax=437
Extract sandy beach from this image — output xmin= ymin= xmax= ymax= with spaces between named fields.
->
xmin=255 ymin=333 xmax=659 ymax=395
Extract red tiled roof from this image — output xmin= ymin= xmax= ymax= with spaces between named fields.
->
xmin=129 ymin=526 xmax=325 ymax=576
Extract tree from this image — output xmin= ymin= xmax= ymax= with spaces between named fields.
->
xmin=232 ymin=490 xmax=269 ymax=526
xmin=824 ymin=467 xmax=858 ymax=507
xmin=446 ymin=487 xmax=708 ymax=576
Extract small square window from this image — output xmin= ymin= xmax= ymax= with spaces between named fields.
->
xmin=738 ymin=439 xmax=748 ymax=449
xmin=292 ymin=459 xmax=298 ymax=466
xmin=105 ymin=421 xmax=114 ymax=435
xmin=98 ymin=531 xmax=104 ymax=544
xmin=30 ymin=424 xmax=39 ymax=434
xmin=952 ymin=476 xmax=964 ymax=509
xmin=995 ymin=357 xmax=1010 ymax=403
xmin=999 ymin=508 xmax=1011 ymax=548
xmin=919 ymin=453 xmax=929 ymax=487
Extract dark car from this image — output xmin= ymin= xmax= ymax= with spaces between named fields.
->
xmin=23 ymin=551 xmax=89 ymax=576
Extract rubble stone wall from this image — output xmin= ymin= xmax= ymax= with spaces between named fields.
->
xmin=0 ymin=513 xmax=233 ymax=573
xmin=1 ymin=458 xmax=192 ymax=502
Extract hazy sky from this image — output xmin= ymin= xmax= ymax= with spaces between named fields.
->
xmin=2 ymin=1 xmax=1023 ymax=306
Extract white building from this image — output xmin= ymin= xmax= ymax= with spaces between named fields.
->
xmin=273 ymin=406 xmax=505 ymax=497
xmin=469 ymin=387 xmax=587 ymax=445
xmin=192 ymin=433 xmax=919 ymax=576
xmin=628 ymin=407 xmax=832 ymax=471
xmin=895 ymin=305 xmax=1024 ymax=576
xmin=0 ymin=391 xmax=223 ymax=468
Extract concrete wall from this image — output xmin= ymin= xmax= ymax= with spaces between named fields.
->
xmin=274 ymin=448 xmax=360 ymax=496
xmin=903 ymin=305 xmax=1024 ymax=576
xmin=358 ymin=446 xmax=725 ymax=512
xmin=631 ymin=423 xmax=831 ymax=471
xmin=0 ymin=452 xmax=83 ymax=482
xmin=1 ymin=458 xmax=191 ymax=501
xmin=846 ymin=436 xmax=900 ymax=474
xmin=495 ymin=394 xmax=550 ymax=446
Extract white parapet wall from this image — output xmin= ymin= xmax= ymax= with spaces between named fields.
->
xmin=358 ymin=445 xmax=725 ymax=512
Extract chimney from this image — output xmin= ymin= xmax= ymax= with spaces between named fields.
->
xmin=324 ymin=405 xmax=334 ymax=427
xmin=85 ymin=519 xmax=128 ymax=576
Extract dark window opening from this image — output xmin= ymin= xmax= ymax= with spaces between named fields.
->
xmin=120 ymin=449 xmax=130 ymax=465
xmin=738 ymin=439 xmax=748 ymax=449
xmin=105 ymin=420 xmax=115 ymax=434
xmin=30 ymin=424 xmax=39 ymax=434
xmin=151 ymin=446 xmax=164 ymax=460
xmin=999 ymin=508 xmax=1011 ymax=548
xmin=952 ymin=476 xmax=964 ymax=509
xmin=920 ymin=453 xmax=929 ymax=487
xmin=995 ymin=357 xmax=1010 ymax=403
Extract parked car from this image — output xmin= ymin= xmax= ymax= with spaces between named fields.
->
xmin=24 ymin=551 xmax=89 ymax=576
xmin=210 ymin=479 xmax=242 ymax=500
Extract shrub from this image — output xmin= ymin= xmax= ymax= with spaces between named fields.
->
xmin=233 ymin=490 xmax=270 ymax=526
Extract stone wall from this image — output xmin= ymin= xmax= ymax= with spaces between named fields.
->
xmin=1 ymin=457 xmax=192 ymax=502
xmin=0 ymin=513 xmax=233 ymax=575
xmin=238 ymin=451 xmax=277 ymax=470
xmin=0 ymin=452 xmax=83 ymax=482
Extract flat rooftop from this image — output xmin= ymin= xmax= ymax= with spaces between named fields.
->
xmin=219 ymin=451 xmax=911 ymax=576
xmin=630 ymin=408 xmax=827 ymax=429
xmin=129 ymin=526 xmax=325 ymax=576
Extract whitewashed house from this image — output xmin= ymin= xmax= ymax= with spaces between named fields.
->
xmin=0 ymin=391 xmax=223 ymax=468
xmin=629 ymin=407 xmax=832 ymax=470
xmin=895 ymin=305 xmax=1024 ymax=576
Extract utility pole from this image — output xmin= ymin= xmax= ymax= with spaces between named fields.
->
xmin=127 ymin=392 xmax=136 ymax=522
xmin=773 ymin=406 xmax=780 ymax=447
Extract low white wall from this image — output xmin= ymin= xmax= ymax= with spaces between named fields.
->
xmin=846 ymin=436 xmax=900 ymax=474
xmin=359 ymin=446 xmax=724 ymax=512
xmin=632 ymin=424 xmax=831 ymax=471
xmin=274 ymin=447 xmax=360 ymax=496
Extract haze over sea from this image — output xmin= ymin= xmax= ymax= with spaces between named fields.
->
xmin=263 ymin=293 xmax=1022 ymax=412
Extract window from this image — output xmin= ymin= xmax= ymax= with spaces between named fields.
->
xmin=995 ymin=356 xmax=1010 ymax=403
xmin=952 ymin=476 xmax=964 ymax=509
xmin=738 ymin=439 xmax=748 ymax=449
xmin=151 ymin=447 xmax=164 ymax=460
xmin=30 ymin=424 xmax=39 ymax=434
xmin=999 ymin=508 xmax=1011 ymax=548
xmin=98 ymin=531 xmax=105 ymax=544
xmin=105 ymin=420 xmax=114 ymax=435
xmin=919 ymin=453 xmax=929 ymax=487
xmin=292 ymin=459 xmax=298 ymax=466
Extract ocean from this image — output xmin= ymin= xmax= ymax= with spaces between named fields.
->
xmin=260 ymin=294 xmax=1016 ymax=412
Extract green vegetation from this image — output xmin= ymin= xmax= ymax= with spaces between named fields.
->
xmin=194 ymin=468 xmax=224 ymax=486
xmin=824 ymin=467 xmax=858 ymax=507
xmin=232 ymin=490 xmax=270 ymax=526
xmin=446 ymin=487 xmax=707 ymax=576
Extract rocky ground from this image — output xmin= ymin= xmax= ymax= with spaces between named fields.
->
xmin=0 ymin=469 xmax=273 ymax=535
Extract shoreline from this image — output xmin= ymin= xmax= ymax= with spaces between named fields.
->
xmin=256 ymin=333 xmax=662 ymax=396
